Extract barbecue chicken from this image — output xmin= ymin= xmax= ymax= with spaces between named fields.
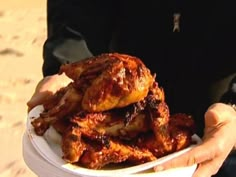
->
xmin=31 ymin=53 xmax=195 ymax=169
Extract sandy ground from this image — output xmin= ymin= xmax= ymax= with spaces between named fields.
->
xmin=0 ymin=1 xmax=47 ymax=176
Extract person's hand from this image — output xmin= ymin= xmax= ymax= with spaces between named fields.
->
xmin=27 ymin=73 xmax=72 ymax=112
xmin=154 ymin=103 xmax=236 ymax=177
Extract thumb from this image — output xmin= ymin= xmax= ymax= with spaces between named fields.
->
xmin=27 ymin=91 xmax=52 ymax=112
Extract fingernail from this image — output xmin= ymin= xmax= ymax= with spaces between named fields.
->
xmin=154 ymin=165 xmax=164 ymax=172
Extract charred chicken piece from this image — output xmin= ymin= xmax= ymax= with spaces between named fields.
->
xmin=60 ymin=53 xmax=154 ymax=112
xmin=61 ymin=124 xmax=87 ymax=163
xmin=59 ymin=110 xmax=150 ymax=163
xmin=30 ymin=52 xmax=196 ymax=169
xmin=136 ymin=113 xmax=195 ymax=157
xmin=79 ymin=139 xmax=157 ymax=169
xmin=60 ymin=113 xmax=155 ymax=167
xmin=32 ymin=53 xmax=155 ymax=135
xmin=69 ymin=111 xmax=149 ymax=140
xmin=53 ymin=82 xmax=194 ymax=167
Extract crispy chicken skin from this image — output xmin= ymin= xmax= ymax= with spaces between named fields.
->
xmin=79 ymin=139 xmax=157 ymax=169
xmin=62 ymin=125 xmax=87 ymax=163
xmin=136 ymin=113 xmax=195 ymax=157
xmin=60 ymin=53 xmax=154 ymax=112
xmin=31 ymin=53 xmax=196 ymax=169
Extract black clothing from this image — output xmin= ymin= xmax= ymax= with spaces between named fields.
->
xmin=44 ymin=0 xmax=236 ymax=133
xmin=43 ymin=1 xmax=236 ymax=175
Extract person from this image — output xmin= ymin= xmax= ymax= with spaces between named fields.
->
xmin=26 ymin=0 xmax=236 ymax=177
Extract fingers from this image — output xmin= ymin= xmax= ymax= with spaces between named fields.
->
xmin=154 ymin=143 xmax=215 ymax=172
xmin=193 ymin=156 xmax=224 ymax=177
xmin=26 ymin=73 xmax=72 ymax=112
xmin=26 ymin=77 xmax=52 ymax=112
xmin=153 ymin=132 xmax=229 ymax=171
xmin=27 ymin=91 xmax=52 ymax=112
xmin=205 ymin=103 xmax=236 ymax=126
xmin=153 ymin=107 xmax=234 ymax=177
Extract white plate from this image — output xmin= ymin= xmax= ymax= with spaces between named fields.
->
xmin=27 ymin=105 xmax=201 ymax=177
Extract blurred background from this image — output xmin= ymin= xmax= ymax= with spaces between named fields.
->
xmin=0 ymin=0 xmax=46 ymax=176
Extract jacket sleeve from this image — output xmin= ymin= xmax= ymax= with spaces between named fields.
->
xmin=42 ymin=26 xmax=93 ymax=76
xmin=42 ymin=0 xmax=116 ymax=76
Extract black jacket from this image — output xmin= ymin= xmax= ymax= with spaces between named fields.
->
xmin=43 ymin=0 xmax=236 ymax=136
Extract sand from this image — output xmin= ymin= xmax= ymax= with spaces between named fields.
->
xmin=0 ymin=1 xmax=47 ymax=176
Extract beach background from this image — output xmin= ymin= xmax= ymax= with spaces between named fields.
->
xmin=0 ymin=0 xmax=46 ymax=176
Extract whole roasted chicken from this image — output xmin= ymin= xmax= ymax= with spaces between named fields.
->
xmin=31 ymin=53 xmax=195 ymax=169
